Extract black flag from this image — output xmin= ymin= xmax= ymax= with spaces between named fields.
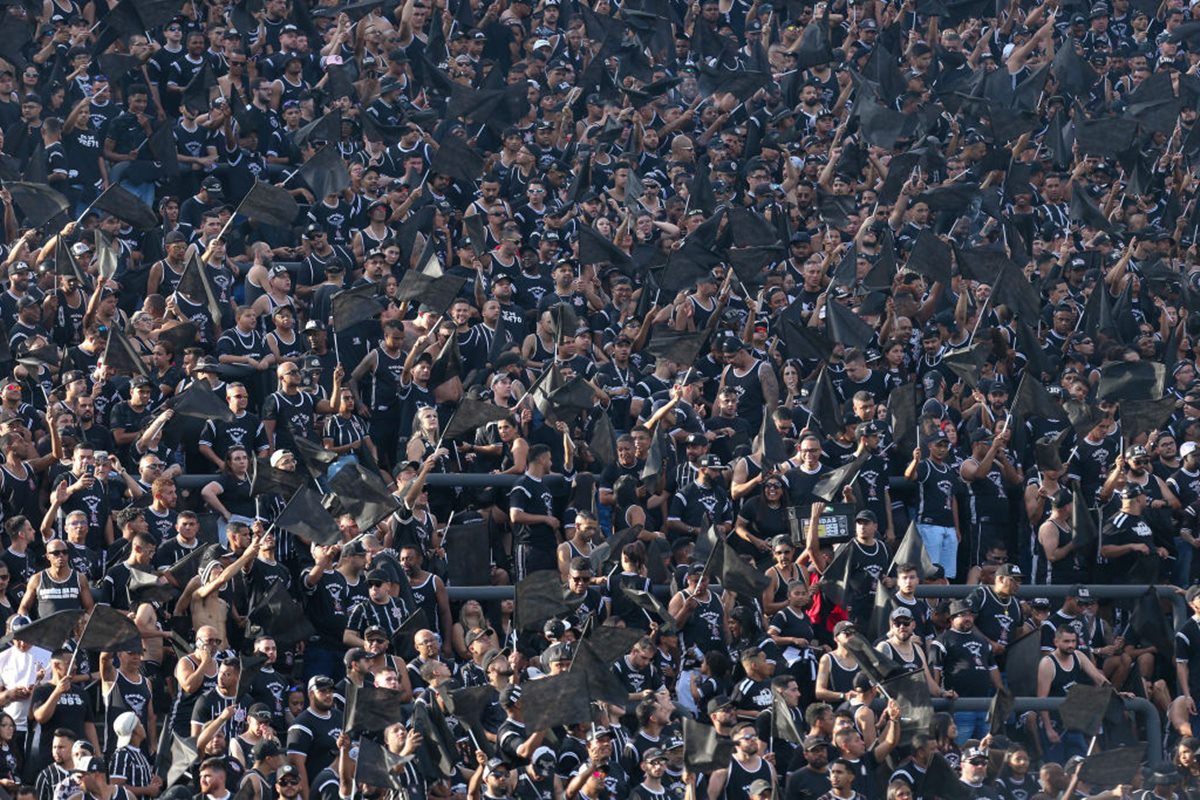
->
xmin=429 ymin=135 xmax=486 ymax=183
xmin=77 ymin=606 xmax=141 ymax=652
xmin=235 ymin=181 xmax=300 ymax=228
xmin=331 ymin=283 xmax=383 ymax=332
xmin=103 ymin=327 xmax=148 ymax=376
xmin=443 ymin=399 xmax=511 ymax=441
xmin=275 ymin=487 xmax=341 ymax=546
xmin=297 ymin=146 xmax=351 ymax=200
xmin=91 ymin=183 xmax=159 ymax=230
xmin=682 ymin=717 xmax=735 ymax=772
xmin=327 ymin=463 xmax=400 ymax=532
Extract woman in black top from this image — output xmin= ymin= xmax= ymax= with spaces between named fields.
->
xmin=200 ymin=446 xmax=256 ymax=524
xmin=322 ymin=386 xmax=379 ymax=469
xmin=606 ymin=543 xmax=653 ymax=630
xmin=265 ymin=306 xmax=304 ymax=371
xmin=762 ymin=536 xmax=807 ymax=617
xmin=0 ymin=713 xmax=22 ymax=790
xmin=734 ymin=477 xmax=789 ymax=567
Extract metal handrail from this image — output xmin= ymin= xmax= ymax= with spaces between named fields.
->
xmin=866 ymin=697 xmax=1162 ymax=764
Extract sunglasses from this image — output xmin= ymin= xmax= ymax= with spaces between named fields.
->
xmin=278 ymin=779 xmax=300 ymax=786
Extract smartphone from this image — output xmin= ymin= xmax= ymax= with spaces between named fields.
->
xmin=85 ymin=463 xmax=95 ymax=477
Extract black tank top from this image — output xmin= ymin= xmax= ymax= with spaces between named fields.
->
xmin=371 ymin=347 xmax=406 ymax=412
xmin=966 ymin=458 xmax=1008 ymax=524
xmin=277 ymin=75 xmax=305 ymax=106
xmin=174 ymin=293 xmax=213 ymax=345
xmin=35 ymin=569 xmax=83 ymax=618
xmin=358 ymin=225 xmax=393 ymax=253
xmin=242 ymin=768 xmax=276 ymax=800
xmin=1046 ymin=519 xmax=1085 ymax=585
xmin=1048 ymin=653 xmax=1084 ymax=698
xmin=825 ymin=652 xmax=859 ymax=694
xmin=769 ymin=565 xmax=798 ymax=605
xmin=53 ymin=290 xmax=85 ymax=346
xmin=267 ymin=331 xmax=303 ymax=363
xmin=877 ymin=640 xmax=923 ymax=677
xmin=688 ymin=296 xmax=716 ymax=331
xmin=170 ymin=655 xmax=217 ymax=732
xmin=158 ymin=260 xmax=185 ymax=297
xmin=680 ymin=589 xmax=725 ymax=655
xmin=723 ymin=756 xmax=772 ymax=800
xmin=725 ymin=361 xmax=767 ymax=431
xmin=741 ymin=457 xmax=766 ymax=503
xmin=0 ymin=462 xmax=40 ymax=523
xmin=531 ymin=334 xmax=555 ymax=366
xmin=104 ymin=671 xmax=152 ymax=754
xmin=408 ymin=572 xmax=439 ymax=623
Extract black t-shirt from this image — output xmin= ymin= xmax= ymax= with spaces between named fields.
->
xmin=198 ymin=412 xmax=268 ymax=458
xmin=496 ymin=718 xmax=529 ymax=767
xmin=304 ymin=570 xmax=349 ymax=648
xmin=263 ymin=390 xmax=319 ymax=451
xmin=28 ymin=683 xmax=92 ymax=765
xmin=51 ymin=472 xmax=110 ymax=550
xmin=509 ymin=474 xmax=557 ymax=549
xmin=191 ymin=688 xmax=251 ymax=742
xmin=933 ymin=628 xmax=997 ymax=698
xmin=286 ymin=708 xmax=342 ymax=781
xmin=1176 ymin=615 xmax=1200 ymax=698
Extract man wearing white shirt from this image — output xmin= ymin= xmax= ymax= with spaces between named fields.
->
xmin=0 ymin=614 xmax=51 ymax=747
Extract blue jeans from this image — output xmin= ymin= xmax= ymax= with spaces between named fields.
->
xmin=1176 ymin=537 xmax=1195 ymax=586
xmin=108 ymin=162 xmax=155 ymax=206
xmin=1041 ymin=729 xmax=1087 ymax=764
xmin=954 ymin=710 xmax=990 ymax=745
xmin=303 ymin=643 xmax=346 ymax=683
xmin=328 ymin=454 xmax=359 ymax=481
xmin=917 ymin=523 xmax=959 ymax=579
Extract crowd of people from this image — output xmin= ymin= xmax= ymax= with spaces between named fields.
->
xmin=0 ymin=0 xmax=1195 ymax=794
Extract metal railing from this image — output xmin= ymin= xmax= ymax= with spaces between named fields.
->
xmin=867 ymin=697 xmax=1163 ymax=764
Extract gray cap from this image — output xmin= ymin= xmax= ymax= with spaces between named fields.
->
xmin=747 ymin=779 xmax=773 ymax=797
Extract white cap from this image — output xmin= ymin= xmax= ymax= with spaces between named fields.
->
xmin=1002 ymin=42 xmax=1015 ymax=60
xmin=533 ymin=38 xmax=552 ymax=49
xmin=1183 ymin=441 xmax=1198 ymax=458
xmin=270 ymin=450 xmax=292 ymax=467
xmin=113 ymin=712 xmax=139 ymax=748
